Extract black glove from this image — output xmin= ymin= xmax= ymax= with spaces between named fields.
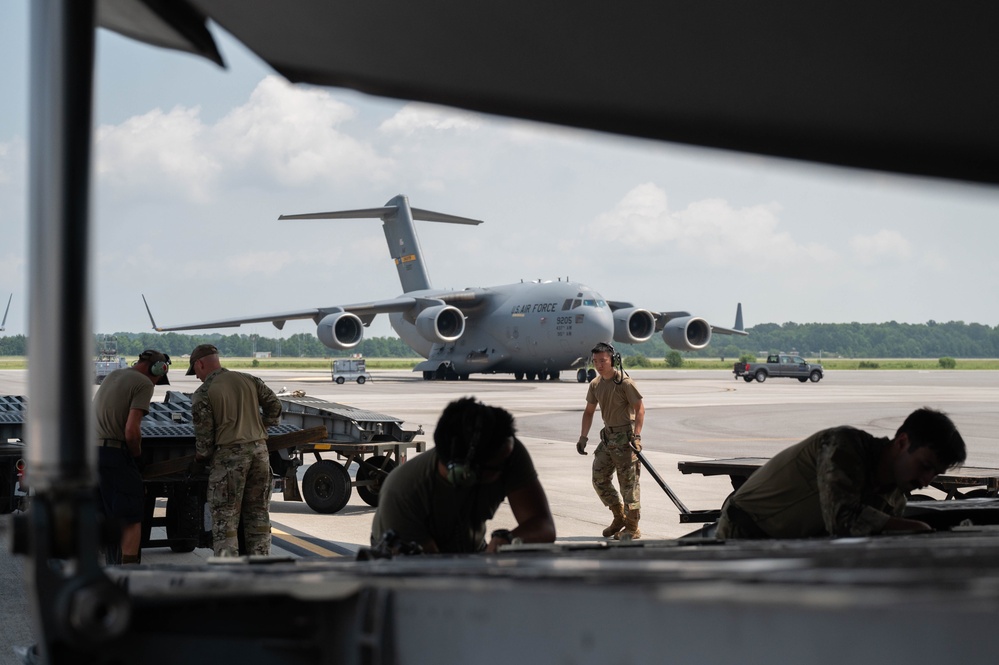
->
xmin=576 ymin=436 xmax=588 ymax=455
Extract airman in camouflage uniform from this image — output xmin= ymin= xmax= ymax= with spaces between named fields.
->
xmin=577 ymin=343 xmax=645 ymax=540
xmin=189 ymin=344 xmax=282 ymax=556
xmin=716 ymin=408 xmax=967 ymax=539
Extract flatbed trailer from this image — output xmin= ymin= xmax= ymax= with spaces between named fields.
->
xmin=275 ymin=395 xmax=426 ymax=513
xmin=1 ymin=390 xmax=423 ymax=550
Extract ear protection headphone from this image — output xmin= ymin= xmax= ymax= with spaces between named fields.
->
xmin=446 ymin=411 xmax=484 ymax=488
xmin=592 ymin=342 xmax=625 ymax=384
xmin=141 ymin=351 xmax=171 ymax=376
xmin=592 ymin=342 xmax=621 ymax=366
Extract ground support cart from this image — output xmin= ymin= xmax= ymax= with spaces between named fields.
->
xmin=276 ymin=395 xmax=426 ymax=514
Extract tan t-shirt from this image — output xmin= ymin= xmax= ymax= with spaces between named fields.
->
xmin=93 ymin=368 xmax=154 ymax=441
xmin=586 ymin=371 xmax=642 ymax=428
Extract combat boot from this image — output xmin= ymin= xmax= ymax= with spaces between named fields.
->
xmin=614 ymin=509 xmax=641 ymax=540
xmin=602 ymin=503 xmax=627 ymax=537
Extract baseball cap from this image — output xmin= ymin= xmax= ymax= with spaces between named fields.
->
xmin=186 ymin=344 xmax=219 ymax=375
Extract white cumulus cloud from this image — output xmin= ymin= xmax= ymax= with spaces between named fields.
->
xmin=379 ymin=103 xmax=482 ymax=135
xmin=589 ymin=183 xmax=836 ymax=268
xmin=95 ymin=76 xmax=394 ymax=203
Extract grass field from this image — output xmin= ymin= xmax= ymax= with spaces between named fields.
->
xmin=2 ymin=357 xmax=998 ymax=371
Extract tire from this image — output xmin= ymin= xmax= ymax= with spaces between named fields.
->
xmin=356 ymin=376 xmax=366 ymax=385
xmin=526 ymin=372 xmax=536 ymax=381
xmin=549 ymin=371 xmax=560 ymax=381
xmin=423 ymin=371 xmax=433 ymax=381
xmin=458 ymin=373 xmax=469 ymax=381
xmin=335 ymin=376 xmax=345 ymax=385
xmin=810 ymin=371 xmax=822 ymax=383
xmin=514 ymin=372 xmax=524 ymax=381
xmin=302 ymin=460 xmax=352 ymax=513
xmin=798 ymin=377 xmax=808 ymax=383
xmin=743 ymin=376 xmax=753 ymax=383
xmin=755 ymin=370 xmax=767 ymax=383
xmin=577 ymin=369 xmax=587 ymax=383
xmin=356 ymin=455 xmax=398 ymax=507
xmin=587 ymin=369 xmax=597 ymax=382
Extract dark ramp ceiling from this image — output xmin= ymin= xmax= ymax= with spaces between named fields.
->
xmin=97 ymin=0 xmax=999 ymax=185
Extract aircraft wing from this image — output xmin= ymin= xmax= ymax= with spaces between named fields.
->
xmin=143 ymin=294 xmax=417 ymax=332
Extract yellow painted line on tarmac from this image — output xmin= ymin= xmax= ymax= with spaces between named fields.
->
xmin=271 ymin=527 xmax=344 ymax=558
xmin=681 ymin=437 xmax=799 ymax=443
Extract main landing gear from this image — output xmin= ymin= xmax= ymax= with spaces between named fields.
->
xmin=514 ymin=371 xmax=561 ymax=381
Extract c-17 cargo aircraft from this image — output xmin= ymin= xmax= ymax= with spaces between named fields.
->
xmin=144 ymin=195 xmax=746 ymax=381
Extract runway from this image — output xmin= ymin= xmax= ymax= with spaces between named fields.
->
xmin=2 ymin=368 xmax=998 ymax=661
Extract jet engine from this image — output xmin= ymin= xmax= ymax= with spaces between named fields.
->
xmin=612 ymin=308 xmax=656 ymax=344
xmin=415 ymin=305 xmax=465 ymax=344
xmin=316 ymin=311 xmax=364 ymax=350
xmin=661 ymin=316 xmax=711 ymax=351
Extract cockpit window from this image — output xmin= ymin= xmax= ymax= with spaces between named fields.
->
xmin=562 ymin=299 xmax=573 ymax=311
xmin=597 ymin=300 xmax=606 ymax=308
xmin=583 ymin=299 xmax=596 ymax=307
xmin=571 ymin=299 xmax=581 ymax=309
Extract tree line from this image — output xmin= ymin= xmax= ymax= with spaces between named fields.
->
xmin=0 ymin=320 xmax=997 ymax=359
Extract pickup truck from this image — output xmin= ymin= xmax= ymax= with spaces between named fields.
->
xmin=734 ymin=354 xmax=824 ymax=383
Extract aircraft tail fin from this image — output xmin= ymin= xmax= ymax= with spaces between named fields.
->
xmin=0 ymin=294 xmax=10 ymax=331
xmin=280 ymin=194 xmax=482 ymax=293
xmin=734 ymin=302 xmax=744 ymax=332
xmin=142 ymin=294 xmax=162 ymax=331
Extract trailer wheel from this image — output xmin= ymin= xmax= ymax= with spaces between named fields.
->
xmin=755 ymin=370 xmax=767 ymax=383
xmin=335 ymin=376 xmax=345 ymax=385
xmin=302 ymin=460 xmax=352 ymax=513
xmin=356 ymin=455 xmax=398 ymax=507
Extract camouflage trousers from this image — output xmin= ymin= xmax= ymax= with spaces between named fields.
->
xmin=592 ymin=428 xmax=641 ymax=511
xmin=207 ymin=440 xmax=272 ymax=557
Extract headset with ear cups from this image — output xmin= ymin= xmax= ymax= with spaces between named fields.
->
xmin=592 ymin=342 xmax=621 ymax=366
xmin=592 ymin=342 xmax=625 ymax=384
xmin=140 ymin=350 xmax=171 ymax=377
xmin=445 ymin=411 xmax=484 ymax=488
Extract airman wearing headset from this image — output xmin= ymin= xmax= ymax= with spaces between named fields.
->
xmin=93 ymin=348 xmax=171 ymax=564
xmin=371 ymin=397 xmax=556 ymax=554
xmin=578 ymin=342 xmax=645 ymax=539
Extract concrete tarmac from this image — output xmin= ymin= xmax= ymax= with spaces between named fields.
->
xmin=2 ymin=367 xmax=998 ymax=661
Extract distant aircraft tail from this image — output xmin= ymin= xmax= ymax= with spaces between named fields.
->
xmin=0 ymin=294 xmax=11 ymax=331
xmin=734 ymin=302 xmax=744 ymax=332
xmin=279 ymin=194 xmax=483 ymax=294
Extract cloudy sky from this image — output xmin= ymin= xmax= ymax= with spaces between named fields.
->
xmin=2 ymin=2 xmax=998 ymax=342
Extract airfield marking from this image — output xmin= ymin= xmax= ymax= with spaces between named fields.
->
xmin=680 ymin=437 xmax=799 ymax=443
xmin=271 ymin=523 xmax=354 ymax=558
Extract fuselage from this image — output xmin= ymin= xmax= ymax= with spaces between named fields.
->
xmin=389 ymin=280 xmax=614 ymax=375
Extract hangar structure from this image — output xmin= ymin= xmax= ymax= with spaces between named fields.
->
xmin=16 ymin=1 xmax=999 ymax=663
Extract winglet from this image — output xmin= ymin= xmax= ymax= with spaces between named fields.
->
xmin=142 ymin=294 xmax=162 ymax=331
xmin=0 ymin=294 xmax=10 ymax=331
xmin=734 ymin=302 xmax=744 ymax=332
